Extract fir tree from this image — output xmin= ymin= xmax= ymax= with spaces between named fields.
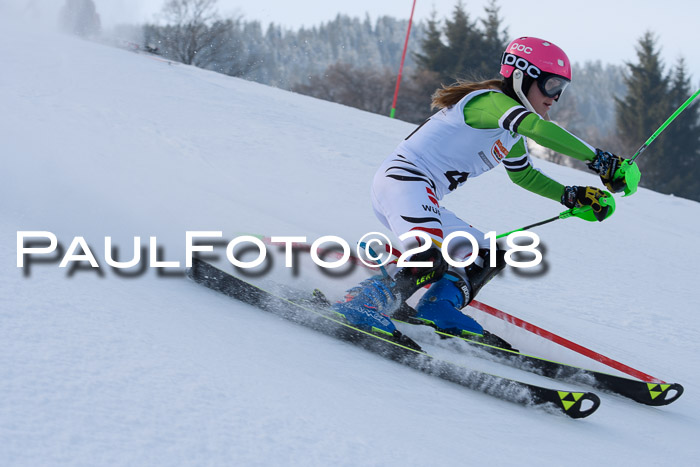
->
xmin=414 ymin=1 xmax=507 ymax=82
xmin=443 ymin=1 xmax=478 ymax=80
xmin=477 ymin=0 xmax=509 ymax=79
xmin=615 ymin=32 xmax=672 ymax=187
xmin=662 ymin=58 xmax=700 ymax=199
xmin=413 ymin=10 xmax=449 ymax=76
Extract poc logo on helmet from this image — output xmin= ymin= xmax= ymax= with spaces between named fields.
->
xmin=502 ymin=53 xmax=541 ymax=79
xmin=509 ymin=43 xmax=533 ymax=54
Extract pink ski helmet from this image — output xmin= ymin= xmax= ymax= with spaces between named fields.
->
xmin=500 ymin=37 xmax=571 ymax=110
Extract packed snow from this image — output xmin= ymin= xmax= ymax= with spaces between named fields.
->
xmin=2 ymin=23 xmax=699 ymax=466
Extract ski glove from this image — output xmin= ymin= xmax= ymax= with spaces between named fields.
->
xmin=561 ymin=185 xmax=612 ymax=222
xmin=588 ymin=149 xmax=628 ymax=193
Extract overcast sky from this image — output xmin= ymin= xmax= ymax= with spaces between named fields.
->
xmin=12 ymin=0 xmax=700 ymax=85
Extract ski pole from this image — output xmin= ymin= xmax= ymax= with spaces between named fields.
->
xmin=630 ymin=88 xmax=700 ymax=163
xmin=359 ymin=242 xmax=391 ymax=278
xmin=496 ymin=206 xmax=593 ymax=239
xmin=617 ymin=88 xmax=700 ymax=196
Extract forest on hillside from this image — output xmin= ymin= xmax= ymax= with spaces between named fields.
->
xmin=62 ymin=0 xmax=700 ymax=201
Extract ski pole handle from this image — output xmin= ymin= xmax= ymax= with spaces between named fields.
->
xmin=615 ymin=161 xmax=641 ymax=197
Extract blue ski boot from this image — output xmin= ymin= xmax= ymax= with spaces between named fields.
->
xmin=332 ymin=276 xmax=398 ymax=337
xmin=333 ymin=246 xmax=448 ymax=338
xmin=413 ymin=272 xmax=484 ymax=337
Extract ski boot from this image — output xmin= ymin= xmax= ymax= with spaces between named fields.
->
xmin=412 ymin=247 xmax=511 ymax=340
xmin=412 ymin=271 xmax=484 ymax=337
xmin=333 ymin=247 xmax=447 ymax=337
xmin=332 ymin=275 xmax=399 ymax=337
xmin=464 ymin=247 xmax=507 ymax=298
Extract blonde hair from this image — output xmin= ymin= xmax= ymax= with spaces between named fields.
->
xmin=431 ymin=79 xmax=503 ymax=110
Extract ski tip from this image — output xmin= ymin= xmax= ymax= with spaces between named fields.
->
xmin=556 ymin=391 xmax=601 ymax=419
xmin=643 ymin=382 xmax=684 ymax=406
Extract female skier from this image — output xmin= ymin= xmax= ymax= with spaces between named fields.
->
xmin=333 ymin=37 xmax=637 ymax=342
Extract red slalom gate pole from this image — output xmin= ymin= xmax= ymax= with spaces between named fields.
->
xmin=390 ymin=0 xmax=417 ymax=119
xmin=469 ymin=300 xmax=663 ymax=383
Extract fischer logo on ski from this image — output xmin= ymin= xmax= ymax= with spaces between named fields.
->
xmin=557 ymin=391 xmax=586 ymax=411
xmin=647 ymin=383 xmax=672 ymax=400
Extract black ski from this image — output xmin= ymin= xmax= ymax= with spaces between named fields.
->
xmin=397 ymin=318 xmax=684 ymax=407
xmin=315 ymin=290 xmax=682 ymax=407
xmin=187 ymin=258 xmax=600 ymax=419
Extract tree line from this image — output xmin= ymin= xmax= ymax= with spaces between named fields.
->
xmin=68 ymin=0 xmax=700 ymax=201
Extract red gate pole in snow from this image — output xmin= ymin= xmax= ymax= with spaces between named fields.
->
xmin=390 ymin=0 xmax=417 ymax=119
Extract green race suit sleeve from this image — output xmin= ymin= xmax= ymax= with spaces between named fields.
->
xmin=500 ymin=139 xmax=566 ymax=202
xmin=516 ymin=114 xmax=595 ymax=162
xmin=463 ymin=91 xmax=597 ymax=201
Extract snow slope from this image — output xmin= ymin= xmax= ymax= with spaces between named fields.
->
xmin=3 ymin=25 xmax=700 ymax=466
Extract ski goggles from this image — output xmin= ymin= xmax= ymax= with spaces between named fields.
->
xmin=501 ymin=53 xmax=570 ymax=100
xmin=537 ymin=73 xmax=570 ymax=100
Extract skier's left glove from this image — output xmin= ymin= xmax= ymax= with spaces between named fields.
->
xmin=587 ymin=149 xmax=629 ymax=193
xmin=561 ymin=185 xmax=613 ymax=222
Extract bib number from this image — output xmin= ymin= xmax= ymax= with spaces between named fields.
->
xmin=445 ymin=170 xmax=469 ymax=191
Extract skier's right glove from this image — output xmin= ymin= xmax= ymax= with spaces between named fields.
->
xmin=587 ymin=149 xmax=628 ymax=193
xmin=561 ymin=185 xmax=612 ymax=222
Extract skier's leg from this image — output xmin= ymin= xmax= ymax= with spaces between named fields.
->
xmin=376 ymin=199 xmax=508 ymax=338
xmin=335 ymin=157 xmax=507 ymax=338
xmin=332 ymin=159 xmax=446 ymax=334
